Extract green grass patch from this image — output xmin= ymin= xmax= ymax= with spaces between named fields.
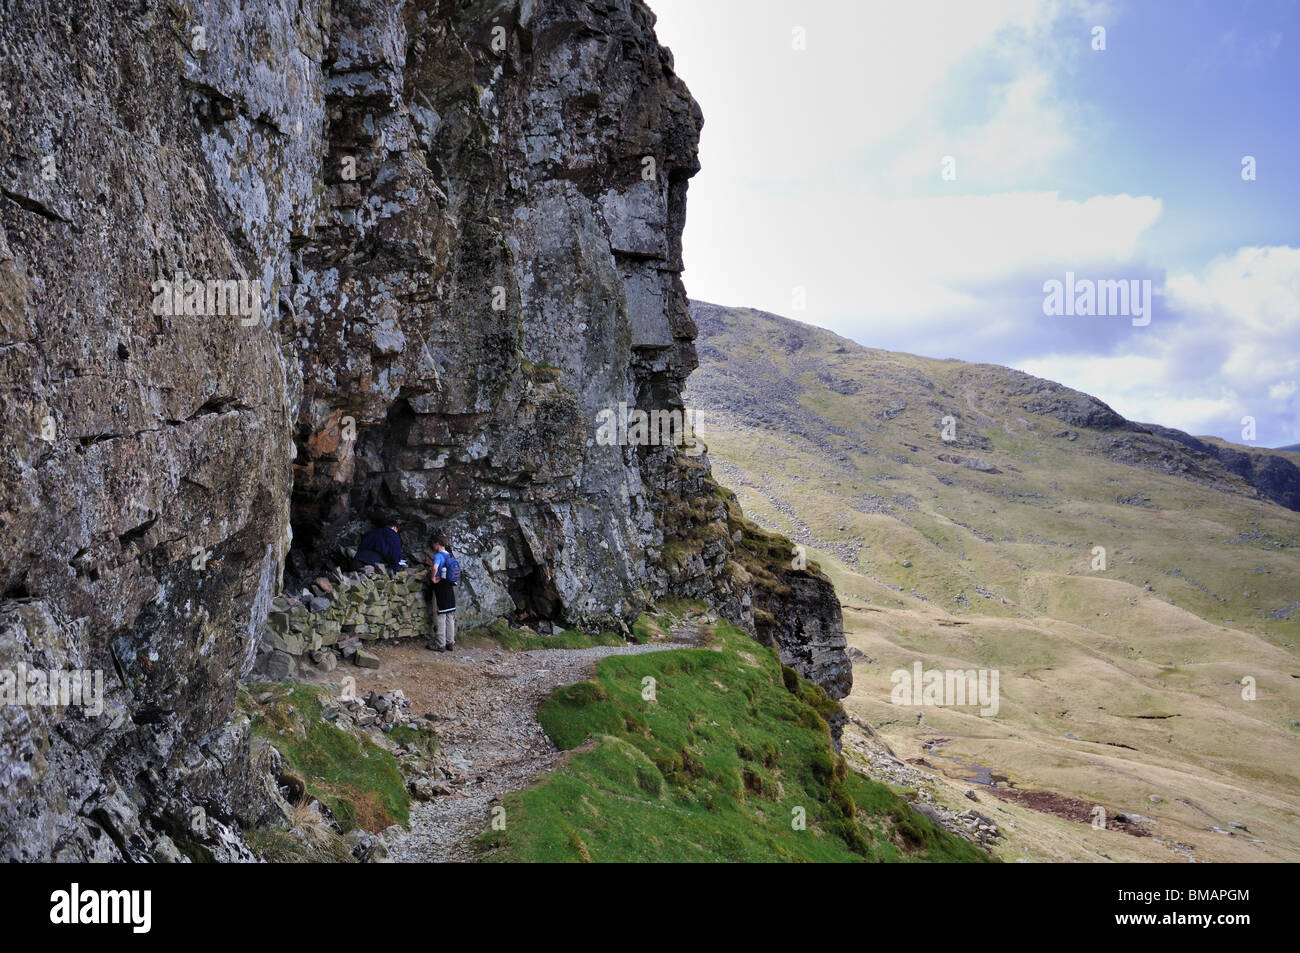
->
xmin=473 ymin=622 xmax=991 ymax=863
xmin=240 ymin=682 xmax=410 ymax=832
xmin=631 ymin=613 xmax=664 ymax=644
xmin=629 ymin=601 xmax=711 ymax=644
xmin=388 ymin=722 xmax=440 ymax=758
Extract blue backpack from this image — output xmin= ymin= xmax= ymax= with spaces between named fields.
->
xmin=443 ymin=555 xmax=462 ymax=585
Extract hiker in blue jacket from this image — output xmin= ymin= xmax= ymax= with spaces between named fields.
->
xmin=424 ymin=535 xmax=458 ymax=651
xmin=354 ymin=523 xmax=407 ymax=571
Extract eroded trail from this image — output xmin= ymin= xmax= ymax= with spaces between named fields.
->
xmin=321 ymin=637 xmax=695 ymax=862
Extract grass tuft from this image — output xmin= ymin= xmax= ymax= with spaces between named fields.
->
xmin=240 ymin=682 xmax=411 ymax=834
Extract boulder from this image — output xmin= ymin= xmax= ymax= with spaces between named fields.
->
xmin=262 ymin=651 xmax=296 ymax=681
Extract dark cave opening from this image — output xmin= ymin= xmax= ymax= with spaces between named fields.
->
xmin=506 ymin=564 xmax=563 ymax=627
xmin=285 ymin=397 xmax=442 ymax=587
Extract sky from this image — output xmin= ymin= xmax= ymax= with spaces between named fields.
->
xmin=647 ymin=0 xmax=1300 ymax=447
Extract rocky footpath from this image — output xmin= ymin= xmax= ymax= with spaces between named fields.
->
xmin=0 ymin=1 xmax=848 ymax=860
xmin=379 ymin=635 xmax=701 ymax=862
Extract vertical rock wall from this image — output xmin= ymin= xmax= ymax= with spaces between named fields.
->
xmin=286 ymin=0 xmax=709 ymax=636
xmin=0 ymin=0 xmax=848 ymax=860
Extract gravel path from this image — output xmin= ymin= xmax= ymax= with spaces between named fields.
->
xmin=339 ymin=636 xmax=699 ymax=862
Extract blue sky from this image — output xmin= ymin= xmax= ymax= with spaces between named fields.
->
xmin=649 ymin=0 xmax=1300 ymax=446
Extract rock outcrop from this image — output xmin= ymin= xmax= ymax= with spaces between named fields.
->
xmin=725 ymin=506 xmax=852 ymax=729
xmin=0 ymin=1 xmax=849 ymax=860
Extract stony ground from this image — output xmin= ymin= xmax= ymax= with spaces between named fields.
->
xmin=315 ymin=634 xmax=699 ymax=862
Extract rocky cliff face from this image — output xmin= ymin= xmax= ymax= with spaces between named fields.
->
xmin=0 ymin=1 xmax=848 ymax=860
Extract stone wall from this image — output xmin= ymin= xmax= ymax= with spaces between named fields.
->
xmin=259 ymin=567 xmax=433 ymax=677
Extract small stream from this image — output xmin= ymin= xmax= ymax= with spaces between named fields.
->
xmin=921 ymin=738 xmax=1013 ymax=788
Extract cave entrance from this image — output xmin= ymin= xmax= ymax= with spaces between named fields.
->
xmin=508 ymin=564 xmax=563 ymax=627
xmin=286 ymin=398 xmax=419 ymax=582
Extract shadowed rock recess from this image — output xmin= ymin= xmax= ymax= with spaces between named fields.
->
xmin=0 ymin=1 xmax=848 ymax=860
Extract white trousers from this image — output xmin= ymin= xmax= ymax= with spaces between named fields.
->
xmin=436 ymin=611 xmax=456 ymax=648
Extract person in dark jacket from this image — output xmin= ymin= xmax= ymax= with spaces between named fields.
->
xmin=354 ymin=524 xmax=406 ymax=570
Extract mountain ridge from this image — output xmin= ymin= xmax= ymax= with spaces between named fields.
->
xmin=687 ymin=300 xmax=1300 ymax=512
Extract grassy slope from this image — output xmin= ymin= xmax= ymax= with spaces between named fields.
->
xmin=685 ymin=302 xmax=1300 ymax=863
xmin=474 ymin=622 xmax=988 ymax=862
xmin=238 ymin=682 xmax=435 ymax=860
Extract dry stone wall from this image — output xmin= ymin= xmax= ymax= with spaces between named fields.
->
xmin=260 ymin=566 xmax=433 ymax=676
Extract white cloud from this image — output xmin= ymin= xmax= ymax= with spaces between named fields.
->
xmin=1016 ymin=246 xmax=1300 ymax=443
xmin=1166 ymin=246 xmax=1300 ymax=333
xmin=671 ymin=185 xmax=1162 ymax=344
xmin=649 ymin=0 xmax=1150 ymax=339
xmin=888 ymin=70 xmax=1076 ymax=189
xmin=650 ymin=0 xmax=1065 ymax=181
xmin=881 ymin=191 xmax=1161 ymax=282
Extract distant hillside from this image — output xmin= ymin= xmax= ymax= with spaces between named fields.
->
xmin=686 ymin=301 xmax=1300 ymax=632
xmin=685 ymin=300 xmax=1300 ymax=863
xmin=688 ymin=302 xmax=1300 ymax=513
